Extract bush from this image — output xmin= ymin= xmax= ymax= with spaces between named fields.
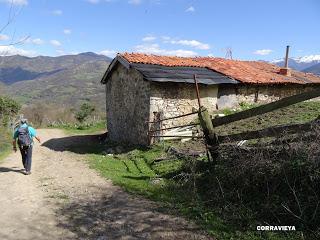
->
xmin=0 ymin=96 xmax=21 ymax=126
xmin=0 ymin=96 xmax=20 ymax=160
xmin=75 ymin=102 xmax=95 ymax=123
xmin=0 ymin=127 xmax=12 ymax=161
xmin=189 ymin=125 xmax=320 ymax=238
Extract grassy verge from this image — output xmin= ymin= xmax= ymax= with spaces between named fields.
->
xmin=49 ymin=121 xmax=106 ymax=135
xmin=67 ymin=101 xmax=320 ymax=240
xmin=215 ymin=101 xmax=320 ymax=136
xmin=0 ymin=127 xmax=12 ymax=162
xmin=87 ymin=144 xmax=305 ymax=240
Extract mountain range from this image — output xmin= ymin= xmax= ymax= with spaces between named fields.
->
xmin=1 ymin=53 xmax=320 ymax=111
xmin=0 ymin=52 xmax=111 ymax=109
xmin=271 ymin=55 xmax=320 ymax=74
xmin=303 ymin=63 xmax=320 ymax=75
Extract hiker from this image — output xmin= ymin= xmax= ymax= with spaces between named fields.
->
xmin=12 ymin=119 xmax=41 ymax=175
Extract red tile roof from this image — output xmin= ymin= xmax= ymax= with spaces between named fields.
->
xmin=121 ymin=53 xmax=320 ymax=85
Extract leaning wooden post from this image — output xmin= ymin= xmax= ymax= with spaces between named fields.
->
xmin=194 ymin=74 xmax=218 ymax=162
xmin=198 ymin=106 xmax=219 ymax=162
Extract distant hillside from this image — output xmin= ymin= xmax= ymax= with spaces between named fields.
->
xmin=270 ymin=55 xmax=320 ymax=76
xmin=271 ymin=58 xmax=320 ymax=71
xmin=303 ymin=63 xmax=320 ymax=75
xmin=0 ymin=52 xmax=111 ymax=109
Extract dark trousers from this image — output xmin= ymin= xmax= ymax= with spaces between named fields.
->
xmin=19 ymin=145 xmax=33 ymax=172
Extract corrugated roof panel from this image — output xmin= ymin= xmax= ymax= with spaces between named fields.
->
xmin=131 ymin=63 xmax=238 ymax=85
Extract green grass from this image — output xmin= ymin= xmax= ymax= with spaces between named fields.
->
xmin=68 ymin=101 xmax=320 ymax=240
xmin=86 ymin=143 xmax=304 ymax=240
xmin=50 ymin=121 xmax=106 ymax=135
xmin=90 ymin=145 xmax=167 ymax=197
xmin=215 ymin=101 xmax=320 ymax=136
xmin=0 ymin=127 xmax=12 ymax=162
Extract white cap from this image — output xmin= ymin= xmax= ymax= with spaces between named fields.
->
xmin=20 ymin=119 xmax=28 ymax=124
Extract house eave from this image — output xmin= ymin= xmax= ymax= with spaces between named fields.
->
xmin=101 ymin=54 xmax=131 ymax=84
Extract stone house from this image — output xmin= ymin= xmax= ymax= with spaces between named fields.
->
xmin=101 ymin=53 xmax=320 ymax=145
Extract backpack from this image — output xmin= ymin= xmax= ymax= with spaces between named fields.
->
xmin=17 ymin=126 xmax=31 ymax=148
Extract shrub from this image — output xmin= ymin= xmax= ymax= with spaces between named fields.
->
xmin=196 ymin=126 xmax=320 ymax=237
xmin=0 ymin=96 xmax=21 ymax=126
xmin=169 ymin=124 xmax=320 ymax=238
xmin=75 ymin=102 xmax=95 ymax=123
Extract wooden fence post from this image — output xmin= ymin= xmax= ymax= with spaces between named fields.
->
xmin=149 ymin=111 xmax=163 ymax=144
xmin=198 ymin=106 xmax=219 ymax=162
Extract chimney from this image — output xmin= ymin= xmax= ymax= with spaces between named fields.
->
xmin=279 ymin=45 xmax=291 ymax=76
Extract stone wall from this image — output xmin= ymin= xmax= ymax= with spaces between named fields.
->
xmin=217 ymin=84 xmax=320 ymax=109
xmin=105 ymin=63 xmax=151 ymax=145
xmin=149 ymin=82 xmax=218 ymax=128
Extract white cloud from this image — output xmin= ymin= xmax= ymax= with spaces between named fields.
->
xmin=0 ymin=34 xmax=9 ymax=41
xmin=296 ymin=55 xmax=320 ymax=63
xmin=135 ymin=43 xmax=198 ymax=57
xmin=271 ymin=54 xmax=320 ymax=63
xmin=254 ymin=49 xmax=273 ymax=55
xmin=186 ymin=6 xmax=195 ymax=12
xmin=52 ymin=10 xmax=63 ymax=15
xmin=32 ymin=38 xmax=44 ymax=45
xmin=50 ymin=40 xmax=62 ymax=47
xmin=56 ymin=49 xmax=65 ymax=55
xmin=100 ymin=49 xmax=117 ymax=57
xmin=56 ymin=50 xmax=82 ymax=56
xmin=161 ymin=36 xmax=171 ymax=41
xmin=142 ymin=35 xmax=156 ymax=42
xmin=30 ymin=38 xmax=44 ymax=45
xmin=128 ymin=0 xmax=142 ymax=5
xmin=0 ymin=45 xmax=36 ymax=57
xmin=270 ymin=58 xmax=283 ymax=63
xmin=0 ymin=0 xmax=28 ymax=5
xmin=168 ymin=39 xmax=210 ymax=50
xmin=63 ymin=29 xmax=72 ymax=35
xmin=70 ymin=51 xmax=80 ymax=55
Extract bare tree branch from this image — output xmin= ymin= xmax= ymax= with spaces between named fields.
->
xmin=0 ymin=0 xmax=29 ymax=57
xmin=0 ymin=0 xmax=16 ymax=34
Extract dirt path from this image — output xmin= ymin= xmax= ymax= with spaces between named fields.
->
xmin=0 ymin=129 xmax=212 ymax=240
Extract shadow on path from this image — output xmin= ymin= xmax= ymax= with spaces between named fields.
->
xmin=56 ymin=186 xmax=212 ymax=240
xmin=42 ymin=133 xmax=147 ymax=155
xmin=0 ymin=167 xmax=25 ymax=175
xmin=42 ymin=134 xmax=106 ymax=154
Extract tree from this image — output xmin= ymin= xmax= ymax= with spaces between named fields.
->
xmin=75 ymin=102 xmax=95 ymax=123
xmin=0 ymin=95 xmax=21 ymax=126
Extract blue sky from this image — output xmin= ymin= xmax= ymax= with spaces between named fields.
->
xmin=0 ymin=0 xmax=319 ymax=61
